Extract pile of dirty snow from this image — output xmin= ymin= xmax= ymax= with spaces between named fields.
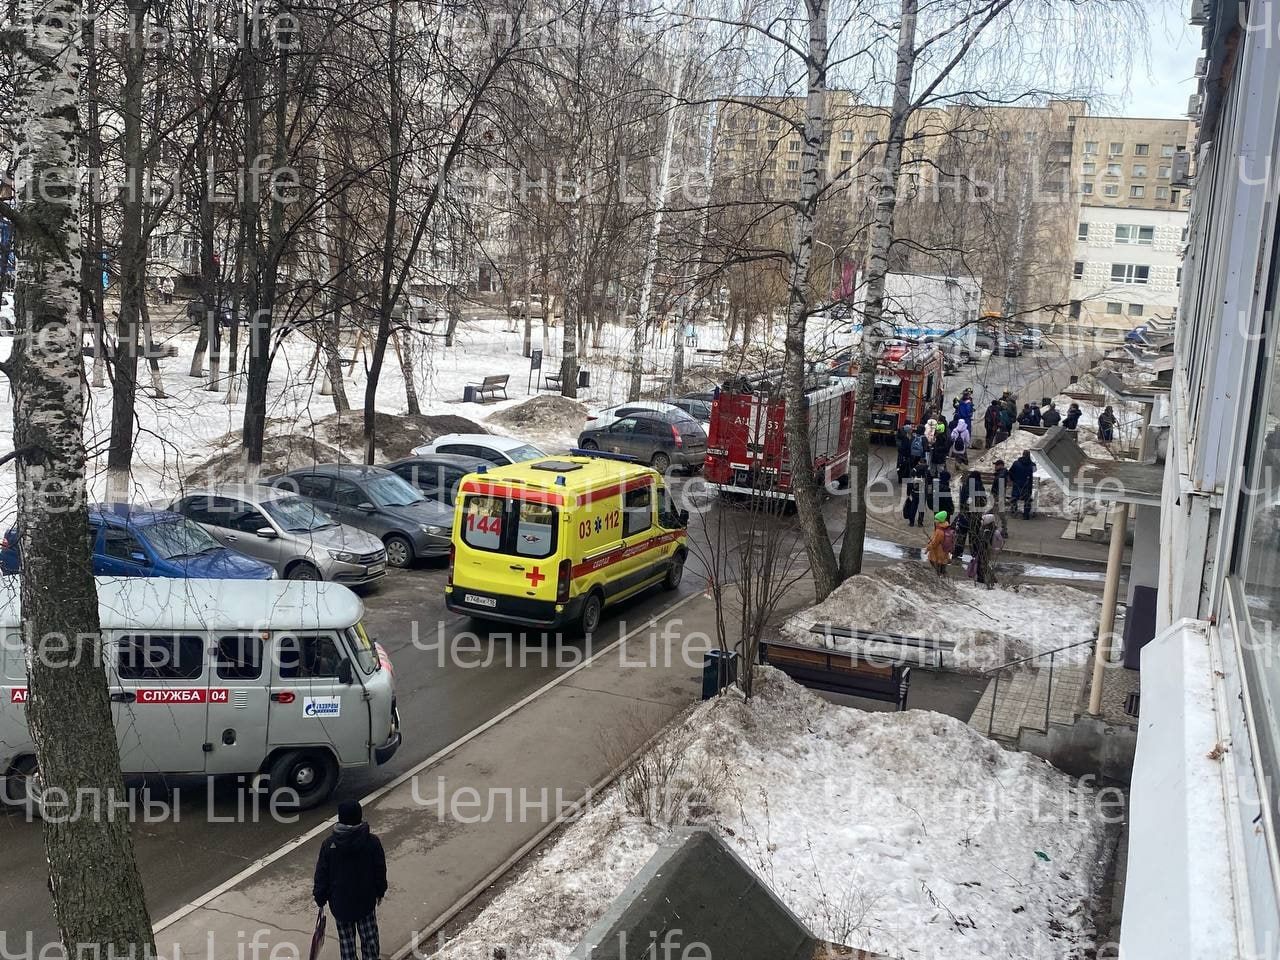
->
xmin=441 ymin=669 xmax=1112 ymax=960
xmin=485 ymin=394 xmax=586 ymax=452
xmin=313 ymin=410 xmax=484 ymax=460
xmin=780 ymin=563 xmax=1098 ymax=671
xmin=181 ymin=430 xmax=344 ymax=488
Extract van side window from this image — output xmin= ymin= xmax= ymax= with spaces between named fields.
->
xmin=216 ymin=635 xmax=263 ymax=681
xmin=116 ymin=635 xmax=205 ymax=681
xmin=515 ymin=502 xmax=556 ymax=558
xmin=277 ymin=634 xmax=343 ymax=679
xmin=624 ymin=486 xmax=652 ymax=537
xmin=2 ymin=632 xmax=25 ymax=680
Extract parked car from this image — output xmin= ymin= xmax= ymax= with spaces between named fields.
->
xmin=411 ymin=433 xmax=548 ymax=465
xmin=577 ymin=408 xmax=707 ymax=473
xmin=384 ymin=453 xmax=490 ymax=506
xmin=171 ymin=484 xmax=387 ymax=584
xmin=1125 ymin=325 xmax=1151 ymax=345
xmin=585 ymin=400 xmax=687 ymax=428
xmin=268 ymin=464 xmax=453 ymax=567
xmin=1020 ymin=327 xmax=1046 ymax=349
xmin=0 ymin=505 xmax=276 ymax=580
xmin=665 ymin=395 xmax=714 ymax=423
xmin=0 ymin=293 xmax=14 ymax=335
xmin=996 ymin=335 xmax=1024 ymax=357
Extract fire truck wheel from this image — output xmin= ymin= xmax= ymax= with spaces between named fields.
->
xmin=269 ymin=750 xmax=339 ymax=810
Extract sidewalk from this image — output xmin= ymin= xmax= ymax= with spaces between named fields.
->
xmin=152 ymin=591 xmax=717 ymax=960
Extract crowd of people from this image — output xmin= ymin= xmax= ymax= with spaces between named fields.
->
xmin=895 ymin=388 xmax=1044 ymax=588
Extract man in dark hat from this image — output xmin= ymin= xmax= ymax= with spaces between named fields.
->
xmin=314 ymin=800 xmax=387 ymax=960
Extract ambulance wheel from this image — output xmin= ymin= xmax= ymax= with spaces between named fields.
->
xmin=578 ymin=591 xmax=604 ymax=636
xmin=663 ymin=553 xmax=685 ymax=590
xmin=5 ymin=756 xmax=44 ymax=818
xmin=269 ymin=750 xmax=338 ymax=810
xmin=650 ymin=452 xmax=671 ymax=473
xmin=384 ymin=535 xmax=414 ymax=568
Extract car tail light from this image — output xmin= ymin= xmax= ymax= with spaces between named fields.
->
xmin=447 ymin=544 xmax=455 ymax=587
xmin=671 ymin=424 xmax=683 ymax=448
xmin=556 ymin=558 xmax=571 ymax=603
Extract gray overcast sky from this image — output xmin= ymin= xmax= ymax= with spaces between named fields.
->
xmin=1105 ymin=7 xmax=1202 ymax=118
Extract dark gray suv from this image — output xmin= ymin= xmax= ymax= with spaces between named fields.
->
xmin=269 ymin=464 xmax=454 ymax=567
xmin=577 ymin=409 xmax=707 ymax=472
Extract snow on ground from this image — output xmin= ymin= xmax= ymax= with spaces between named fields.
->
xmin=441 ymin=670 xmax=1112 ymax=960
xmin=779 ymin=563 xmax=1098 ymax=672
xmin=485 ymin=395 xmax=588 ymax=454
xmin=0 ymin=311 xmax=710 ymax=519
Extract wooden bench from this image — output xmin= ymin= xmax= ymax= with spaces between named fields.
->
xmin=691 ymin=347 xmax=724 ymax=368
xmin=809 ymin=623 xmax=956 ymax=669
xmin=466 ymin=373 xmax=509 ymax=402
xmin=542 ymin=373 xmax=562 ymax=391
xmin=761 ymin=640 xmax=910 ymax=710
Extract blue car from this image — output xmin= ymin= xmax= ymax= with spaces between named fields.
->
xmin=0 ymin=506 xmax=276 ymax=580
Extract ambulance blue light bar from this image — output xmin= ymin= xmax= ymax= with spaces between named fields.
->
xmin=569 ymin=448 xmax=640 ymax=464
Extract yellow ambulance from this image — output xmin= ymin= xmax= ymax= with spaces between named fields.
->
xmin=445 ymin=451 xmax=690 ymax=633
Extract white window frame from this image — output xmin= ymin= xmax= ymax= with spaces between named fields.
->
xmin=1111 ymin=263 xmax=1150 ymax=285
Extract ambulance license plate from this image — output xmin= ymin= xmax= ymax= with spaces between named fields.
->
xmin=465 ymin=593 xmax=497 ymax=608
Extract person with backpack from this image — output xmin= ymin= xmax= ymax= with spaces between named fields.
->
xmin=1017 ymin=403 xmax=1036 ymax=426
xmin=950 ymin=418 xmax=970 ymax=467
xmin=314 ymin=800 xmax=387 ymax=960
xmin=910 ymin=425 xmax=927 ymax=464
xmin=926 ymin=510 xmax=952 ymax=576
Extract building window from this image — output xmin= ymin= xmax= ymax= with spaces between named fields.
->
xmin=1134 ymin=143 xmax=1150 ymax=156
xmin=1073 ymin=261 xmax=1085 ymax=279
xmin=1081 ymin=182 xmax=1094 ymax=194
xmin=788 ymin=140 xmax=801 ymax=152
xmin=1104 ymin=184 xmax=1119 ymax=197
xmin=1083 ymin=141 xmax=1099 ymax=155
xmin=1024 ymin=130 xmax=1036 ymax=142
xmin=1171 ymin=190 xmax=1182 ymax=204
xmin=1130 ymin=185 xmax=1146 ymax=198
xmin=768 ymin=138 xmax=779 ymax=150
xmin=863 ymin=130 xmax=878 ymax=142
xmin=1115 ymin=224 xmax=1155 ymax=244
xmin=767 ymin=117 xmax=780 ymax=130
xmin=839 ymin=150 xmax=852 ymax=162
xmin=746 ymin=119 xmax=758 ymax=131
xmin=1160 ymin=143 xmax=1175 ymax=157
xmin=744 ymin=139 xmax=757 ymax=150
xmin=1128 ymin=303 xmax=1144 ymax=316
xmin=1108 ymin=141 xmax=1124 ymax=156
xmin=1106 ymin=301 xmax=1123 ymax=315
xmin=786 ymin=159 xmax=799 ymax=171
xmin=1177 ymin=266 xmax=1182 ymax=285
xmin=840 ymin=130 xmax=853 ymax=142
xmin=722 ymin=138 xmax=736 ymax=151
xmin=1106 ymin=162 xmax=1122 ymax=176
xmin=1077 ymin=222 xmax=1089 ymax=240
xmin=1082 ymin=161 xmax=1096 ymax=174
xmin=1069 ymin=299 xmax=1081 ymax=318
xmin=765 ymin=178 xmax=775 ymax=191
xmin=785 ymin=178 xmax=798 ymax=190
xmin=1133 ymin=164 xmax=1147 ymax=178
xmin=1111 ymin=263 xmax=1150 ymax=284
xmin=1156 ymin=186 xmax=1170 ymax=199
xmin=1158 ymin=165 xmax=1172 ymax=178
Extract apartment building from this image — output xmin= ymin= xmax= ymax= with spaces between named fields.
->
xmin=714 ymin=96 xmax=1190 ymax=337
xmin=1118 ymin=1 xmax=1280 ymax=957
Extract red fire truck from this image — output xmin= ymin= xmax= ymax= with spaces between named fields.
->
xmin=704 ymin=371 xmax=857 ymax=498
xmin=867 ymin=343 xmax=946 ymax=440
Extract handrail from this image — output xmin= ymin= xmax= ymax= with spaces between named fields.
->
xmin=981 ymin=636 xmax=1095 ymax=674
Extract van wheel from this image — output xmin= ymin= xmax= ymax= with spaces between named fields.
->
xmin=384 ymin=535 xmax=414 ymax=568
xmin=650 ymin=452 xmax=671 ymax=473
xmin=268 ymin=750 xmax=338 ymax=810
xmin=5 ymin=756 xmax=44 ymax=818
xmin=578 ymin=591 xmax=604 ymax=636
xmin=287 ymin=561 xmax=321 ymax=581
xmin=663 ymin=554 xmax=685 ymax=590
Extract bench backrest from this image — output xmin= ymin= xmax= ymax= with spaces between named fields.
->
xmin=481 ymin=374 xmax=509 ymax=386
xmin=764 ymin=641 xmax=897 ymax=681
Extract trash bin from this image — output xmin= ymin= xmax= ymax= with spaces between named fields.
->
xmin=578 ymin=369 xmax=591 ymax=388
xmin=463 ymin=384 xmax=478 ymax=403
xmin=702 ymin=649 xmax=739 ymax=700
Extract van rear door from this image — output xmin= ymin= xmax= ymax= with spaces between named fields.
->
xmin=204 ymin=633 xmax=270 ymax=775
xmin=268 ymin=632 xmax=369 ymax=767
xmin=111 ymin=632 xmax=212 ymax=774
xmin=455 ymin=492 xmax=561 ymax=605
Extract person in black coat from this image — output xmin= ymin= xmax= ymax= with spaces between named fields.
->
xmin=896 ymin=424 xmax=915 ymax=482
xmin=932 ymin=466 xmax=957 ymax=520
xmin=1041 ymin=402 xmax=1061 ymax=428
xmin=1063 ymin=403 xmax=1082 ymax=430
xmin=315 ymin=800 xmax=387 ymax=960
xmin=1008 ymin=450 xmax=1036 ymax=519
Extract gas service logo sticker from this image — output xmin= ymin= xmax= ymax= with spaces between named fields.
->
xmin=303 ymin=696 xmax=341 ymax=718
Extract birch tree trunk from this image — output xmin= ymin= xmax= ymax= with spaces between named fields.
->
xmin=781 ymin=0 xmax=840 ymax=600
xmin=8 ymin=0 xmax=155 ymax=948
xmin=839 ymin=0 xmax=918 ymax=579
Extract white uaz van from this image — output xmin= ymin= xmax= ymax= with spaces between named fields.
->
xmin=0 ymin=578 xmax=401 ymax=810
